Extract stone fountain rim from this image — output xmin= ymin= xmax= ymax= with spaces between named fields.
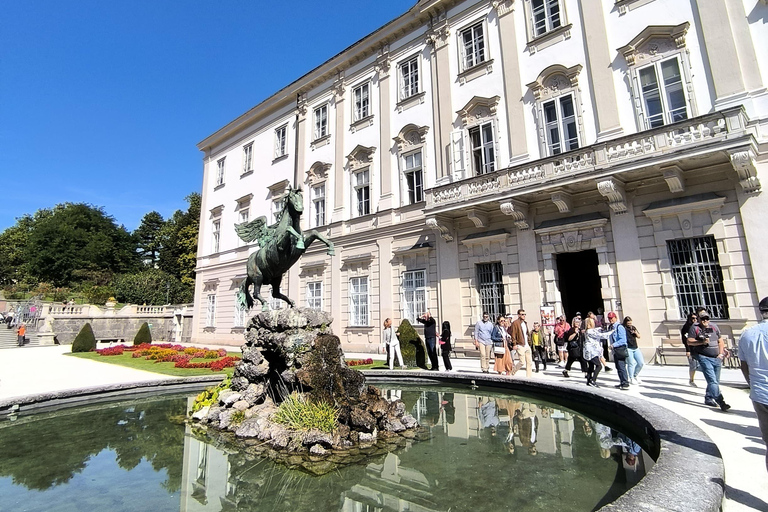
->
xmin=364 ymin=370 xmax=723 ymax=512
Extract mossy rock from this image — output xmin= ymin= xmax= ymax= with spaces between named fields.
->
xmin=71 ymin=323 xmax=97 ymax=353
xmin=134 ymin=322 xmax=152 ymax=345
xmin=395 ymin=319 xmax=427 ymax=369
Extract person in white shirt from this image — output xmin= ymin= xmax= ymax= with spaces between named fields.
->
xmin=739 ymin=297 xmax=768 ymax=472
xmin=383 ymin=318 xmax=405 ymax=370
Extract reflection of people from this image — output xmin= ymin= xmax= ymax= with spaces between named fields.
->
xmin=440 ymin=392 xmax=456 ymax=425
xmin=688 ymin=310 xmax=731 ymax=410
xmin=417 ymin=312 xmax=439 ymax=371
xmin=383 ymin=318 xmax=405 ymax=370
xmin=478 ymin=397 xmax=500 ymax=431
xmin=738 ymin=296 xmax=768 ymax=472
xmin=517 ymin=404 xmax=539 ymax=455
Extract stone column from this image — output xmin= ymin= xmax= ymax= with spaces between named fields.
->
xmin=377 ymin=237 xmax=394 ymax=325
xmin=435 ymin=235 xmax=463 ymax=338
xmin=733 ymin=156 xmax=767 ymax=300
xmin=724 ymin=0 xmax=764 ymax=92
xmin=427 ymin=14 xmax=453 ymax=184
xmin=577 ymin=0 xmax=623 ymax=141
xmin=331 ymin=247 xmax=343 ymax=337
xmin=333 ymin=73 xmax=346 ymax=219
xmin=516 ymin=228 xmax=543 ymax=324
xmin=376 ymin=48 xmax=394 ymax=213
xmin=494 ymin=0 xmax=529 ymax=162
xmin=294 ymin=95 xmax=308 ymax=192
xmin=693 ymin=0 xmax=746 ymax=103
xmin=607 ymin=200 xmax=653 ymax=354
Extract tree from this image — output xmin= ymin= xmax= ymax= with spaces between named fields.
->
xmin=71 ymin=323 xmax=97 ymax=353
xmin=25 ymin=203 xmax=139 ymax=287
xmin=0 ymin=213 xmax=43 ymax=285
xmin=133 ymin=211 xmax=164 ymax=268
xmin=112 ymin=269 xmax=192 ymax=305
xmin=134 ymin=322 xmax=152 ymax=345
xmin=158 ymin=193 xmax=200 ymax=284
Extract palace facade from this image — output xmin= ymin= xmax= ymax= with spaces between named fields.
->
xmin=192 ymin=0 xmax=768 ymax=357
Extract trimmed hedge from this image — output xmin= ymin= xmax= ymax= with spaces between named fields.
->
xmin=71 ymin=323 xmax=97 ymax=353
xmin=396 ymin=319 xmax=427 ymax=369
xmin=134 ymin=322 xmax=152 ymax=345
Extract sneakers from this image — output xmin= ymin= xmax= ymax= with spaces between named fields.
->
xmin=630 ymin=378 xmax=637 ymax=385
xmin=635 ymin=377 xmax=642 ymax=385
xmin=562 ymin=370 xmax=570 ymax=378
xmin=615 ymin=384 xmax=630 ymax=390
xmin=604 ymin=366 xmax=613 ymax=372
xmin=704 ymin=399 xmax=719 ymax=407
xmin=587 ymin=380 xmax=600 ymax=388
xmin=715 ymin=396 xmax=731 ymax=412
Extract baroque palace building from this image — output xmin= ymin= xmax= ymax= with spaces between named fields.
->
xmin=193 ymin=0 xmax=768 ymax=357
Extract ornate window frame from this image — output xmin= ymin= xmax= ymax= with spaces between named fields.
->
xmin=617 ymin=23 xmax=697 ymax=131
xmin=527 ymin=64 xmax=585 ymax=157
xmin=394 ymin=124 xmax=429 ymax=206
xmin=451 ymin=96 xmax=501 ymax=180
xmin=306 ymin=161 xmax=330 ymax=228
xmin=347 ymin=145 xmax=376 ymax=218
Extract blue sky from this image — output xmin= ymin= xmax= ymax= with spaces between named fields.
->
xmin=0 ymin=0 xmax=415 ymax=231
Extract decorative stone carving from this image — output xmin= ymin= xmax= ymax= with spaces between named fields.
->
xmin=332 ymin=71 xmax=345 ymax=100
xmin=426 ymin=217 xmax=454 ymax=242
xmin=297 ymin=93 xmax=308 ymax=116
xmin=550 ymin=192 xmax=573 ymax=213
xmin=527 ymin=64 xmax=582 ymax=101
xmin=425 ymin=16 xmax=450 ymax=50
xmin=467 ymin=209 xmax=489 ymax=228
xmin=500 ymin=201 xmax=530 ymax=231
xmin=347 ymin=145 xmax=377 ymax=171
xmin=457 ymin=96 xmax=500 ymax=127
xmin=617 ymin=22 xmax=689 ymax=66
xmin=374 ymin=46 xmax=390 ymax=76
xmin=306 ymin=162 xmax=331 ymax=185
xmin=662 ymin=166 xmax=685 ymax=193
xmin=729 ymin=149 xmax=761 ymax=193
xmin=596 ymin=178 xmax=627 ymax=214
xmin=491 ymin=0 xmax=514 ymax=17
xmin=393 ymin=124 xmax=429 ymax=153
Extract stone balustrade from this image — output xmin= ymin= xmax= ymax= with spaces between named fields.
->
xmin=426 ymin=107 xmax=749 ymax=210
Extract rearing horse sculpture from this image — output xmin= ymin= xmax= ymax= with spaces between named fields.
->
xmin=235 ymin=187 xmax=334 ymax=311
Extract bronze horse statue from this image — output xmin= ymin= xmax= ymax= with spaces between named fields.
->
xmin=235 ymin=187 xmax=334 ymax=311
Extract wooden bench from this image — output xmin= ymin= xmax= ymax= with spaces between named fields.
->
xmin=97 ymin=338 xmax=125 ymax=344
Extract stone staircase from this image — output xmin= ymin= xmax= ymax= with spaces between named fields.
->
xmin=0 ymin=327 xmax=40 ymax=349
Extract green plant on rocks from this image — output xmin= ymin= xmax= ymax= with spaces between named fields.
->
xmin=71 ymin=323 xmax=97 ymax=353
xmin=192 ymin=377 xmax=231 ymax=413
xmin=272 ymin=392 xmax=338 ymax=433
xmin=133 ymin=322 xmax=152 ymax=345
xmin=396 ymin=319 xmax=427 ymax=369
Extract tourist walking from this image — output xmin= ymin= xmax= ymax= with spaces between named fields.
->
xmin=418 ymin=311 xmax=439 ymax=371
xmin=474 ymin=312 xmax=494 ymax=373
xmin=383 ymin=318 xmax=405 ymax=370
xmin=562 ymin=317 xmax=586 ymax=379
xmin=681 ymin=311 xmax=700 ymax=387
xmin=687 ymin=310 xmax=731 ymax=411
xmin=493 ymin=315 xmax=514 ymax=375
xmin=509 ymin=309 xmax=533 ymax=378
xmin=553 ymin=316 xmax=570 ymax=367
xmin=624 ymin=317 xmax=644 ymax=385
xmin=440 ymin=320 xmax=453 ymax=372
xmin=738 ymin=296 xmax=768 ymax=472
xmin=584 ymin=322 xmax=614 ymax=387
xmin=531 ymin=322 xmax=547 ymax=372
xmin=607 ymin=312 xmax=630 ymax=389
xmin=16 ymin=323 xmax=26 ymax=347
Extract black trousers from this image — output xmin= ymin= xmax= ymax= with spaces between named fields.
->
xmin=441 ymin=347 xmax=452 ymax=371
xmin=586 ymin=356 xmax=602 ymax=383
xmin=565 ymin=349 xmax=587 ymax=372
xmin=426 ymin=337 xmax=439 ymax=370
xmin=533 ymin=345 xmax=547 ymax=370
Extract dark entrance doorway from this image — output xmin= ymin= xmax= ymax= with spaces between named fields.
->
xmin=556 ymin=250 xmax=604 ymax=322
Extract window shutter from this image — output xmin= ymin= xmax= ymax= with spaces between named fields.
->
xmin=399 ymin=65 xmax=406 ymax=101
xmin=491 ymin=118 xmax=500 ymax=167
xmin=458 ymin=31 xmax=467 ymax=70
xmin=451 ymin=130 xmax=465 ymax=180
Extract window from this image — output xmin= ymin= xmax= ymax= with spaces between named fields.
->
xmin=543 ymin=94 xmax=579 ymax=155
xmin=272 ymin=197 xmax=284 ymax=224
xmin=216 ymin=158 xmax=226 ymax=186
xmin=477 ymin=262 xmax=505 ymax=320
xmin=353 ymin=83 xmax=370 ymax=122
xmin=233 ymin=303 xmax=246 ymax=328
xmin=402 ymin=270 xmax=426 ymax=323
xmin=307 ymin=281 xmax=323 ymax=310
xmin=667 ymin=236 xmax=729 ymax=319
xmin=530 ymin=0 xmax=562 ymax=37
xmin=274 ymin=125 xmax=287 ymax=158
xmin=205 ymin=294 xmax=216 ymax=327
xmin=353 ymin=170 xmax=370 ymax=217
xmin=237 ymin=209 xmax=249 ymax=247
xmin=403 ymin=151 xmax=424 ymax=204
xmin=399 ymin=57 xmax=419 ymax=100
xmin=638 ymin=56 xmax=689 ymax=129
xmin=314 ymin=105 xmax=328 ymax=140
xmin=460 ymin=22 xmax=486 ymax=71
xmin=212 ymin=220 xmax=220 ymax=253
xmin=350 ymin=277 xmax=369 ymax=326
xmin=242 ymin=143 xmax=253 ymax=174
xmin=311 ymin=184 xmax=325 ymax=227
xmin=469 ymin=122 xmax=495 ymax=175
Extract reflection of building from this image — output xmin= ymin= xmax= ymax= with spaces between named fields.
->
xmin=193 ymin=0 xmax=768 ymax=356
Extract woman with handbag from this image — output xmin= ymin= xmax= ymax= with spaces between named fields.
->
xmin=440 ymin=320 xmax=454 ymax=372
xmin=493 ymin=315 xmax=514 ymax=375
xmin=562 ymin=317 xmax=586 ymax=378
xmin=607 ymin=312 xmax=630 ymax=389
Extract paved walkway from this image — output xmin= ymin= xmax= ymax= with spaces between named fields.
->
xmin=1 ymin=345 xmax=766 ymax=510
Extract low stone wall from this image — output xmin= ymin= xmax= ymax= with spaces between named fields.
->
xmin=52 ymin=316 xmax=178 ymax=344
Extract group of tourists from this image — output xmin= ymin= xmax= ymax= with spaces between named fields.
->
xmin=381 ymin=312 xmax=455 ymax=372
xmin=1 ymin=310 xmax=26 ymax=347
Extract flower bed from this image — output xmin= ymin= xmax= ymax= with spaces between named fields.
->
xmin=95 ymin=343 xmax=238 ymax=372
xmin=347 ymin=358 xmax=374 ymax=366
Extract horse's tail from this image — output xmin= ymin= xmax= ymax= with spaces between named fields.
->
xmin=237 ymin=276 xmax=254 ymax=310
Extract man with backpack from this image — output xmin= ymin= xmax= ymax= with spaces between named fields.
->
xmin=687 ymin=309 xmax=731 ymax=411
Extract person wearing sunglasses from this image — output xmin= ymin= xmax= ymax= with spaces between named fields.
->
xmin=681 ymin=310 xmax=701 ymax=387
xmin=687 ymin=309 xmax=731 ymax=411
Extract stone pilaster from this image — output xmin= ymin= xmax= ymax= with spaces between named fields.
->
xmin=295 ymin=94 xmax=308 ymax=191
xmin=735 ymin=159 xmax=768 ymax=299
xmin=516 ymin=227 xmax=543 ymax=325
xmin=333 ymin=72 xmax=346 ymax=218
xmin=426 ymin=13 xmax=453 ymax=184
xmin=435 ymin=230 xmax=463 ymax=338
xmin=376 ymin=47 xmax=394 ymax=212
xmin=377 ymin=236 xmax=394 ymax=324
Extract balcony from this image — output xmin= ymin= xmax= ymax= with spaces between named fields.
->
xmin=425 ymin=107 xmax=755 ymax=215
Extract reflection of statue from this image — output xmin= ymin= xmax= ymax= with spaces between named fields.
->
xmin=235 ymin=187 xmax=334 ymax=311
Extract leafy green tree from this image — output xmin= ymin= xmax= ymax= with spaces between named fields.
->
xmin=0 ymin=214 xmax=38 ymax=285
xmin=158 ymin=193 xmax=200 ymax=285
xmin=134 ymin=211 xmax=165 ymax=268
xmin=113 ymin=269 xmax=191 ymax=305
xmin=24 ymin=203 xmax=139 ymax=287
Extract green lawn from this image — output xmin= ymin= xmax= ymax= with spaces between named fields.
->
xmin=67 ymin=350 xmax=241 ymax=377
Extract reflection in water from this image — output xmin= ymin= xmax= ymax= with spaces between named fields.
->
xmin=0 ymin=387 xmax=650 ymax=512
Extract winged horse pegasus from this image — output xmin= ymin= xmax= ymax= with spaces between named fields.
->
xmin=235 ymin=186 xmax=334 ymax=311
